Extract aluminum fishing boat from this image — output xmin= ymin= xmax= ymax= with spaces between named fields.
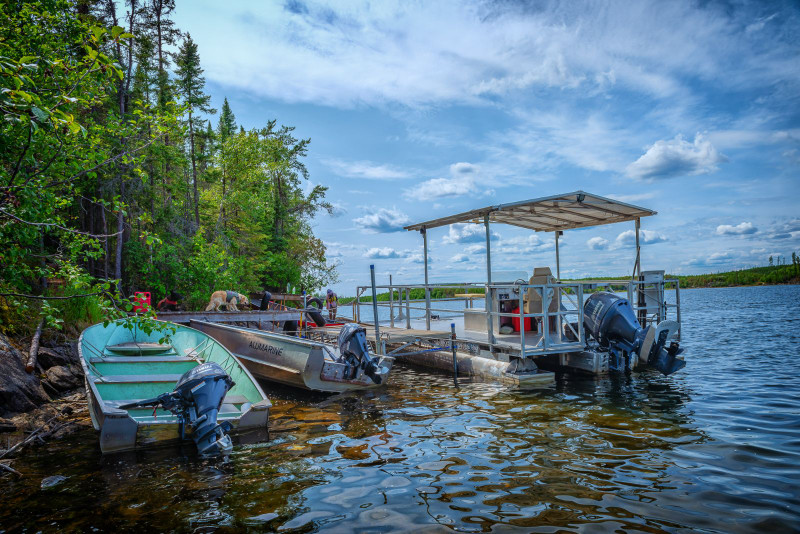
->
xmin=79 ymin=319 xmax=271 ymax=454
xmin=190 ymin=320 xmax=393 ymax=393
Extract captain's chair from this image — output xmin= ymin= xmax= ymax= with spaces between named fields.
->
xmin=524 ymin=267 xmax=559 ymax=332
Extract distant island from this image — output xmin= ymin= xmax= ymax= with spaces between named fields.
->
xmin=340 ymin=260 xmax=800 ymax=303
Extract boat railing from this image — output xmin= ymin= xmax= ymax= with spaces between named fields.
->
xmin=352 ymin=276 xmax=681 ymax=354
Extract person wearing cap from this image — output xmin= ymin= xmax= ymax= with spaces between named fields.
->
xmin=326 ymin=289 xmax=338 ymax=319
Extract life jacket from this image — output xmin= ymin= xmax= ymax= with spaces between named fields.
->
xmin=225 ymin=291 xmax=240 ymax=303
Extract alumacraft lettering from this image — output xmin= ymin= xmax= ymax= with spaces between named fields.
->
xmin=248 ymin=340 xmax=284 ymax=357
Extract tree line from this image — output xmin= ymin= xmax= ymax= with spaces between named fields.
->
xmin=0 ymin=0 xmax=337 ymax=332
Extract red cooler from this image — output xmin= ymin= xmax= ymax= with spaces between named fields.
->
xmin=511 ymin=306 xmax=534 ymax=332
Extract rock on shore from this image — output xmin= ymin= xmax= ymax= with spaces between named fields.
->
xmin=0 ymin=333 xmax=84 ymax=418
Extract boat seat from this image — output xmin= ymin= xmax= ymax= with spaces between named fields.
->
xmin=104 ymin=394 xmax=251 ymax=409
xmin=90 ymin=355 xmax=196 ymax=364
xmin=106 ymin=343 xmax=175 ymax=355
xmin=92 ymin=374 xmax=184 ymax=384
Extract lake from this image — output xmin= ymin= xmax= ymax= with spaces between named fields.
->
xmin=1 ymin=285 xmax=798 ymax=532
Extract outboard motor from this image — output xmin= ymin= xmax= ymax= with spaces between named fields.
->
xmin=584 ymin=292 xmax=685 ymax=376
xmin=337 ymin=323 xmax=383 ymax=384
xmin=120 ymin=362 xmax=235 ymax=455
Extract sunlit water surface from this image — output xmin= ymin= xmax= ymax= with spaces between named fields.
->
xmin=1 ymin=285 xmax=799 ymax=533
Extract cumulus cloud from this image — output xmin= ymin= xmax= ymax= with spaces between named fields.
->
xmin=496 ymin=235 xmax=555 ymax=255
xmin=465 ymin=244 xmax=486 ymax=254
xmin=364 ymin=247 xmax=402 ymax=259
xmin=615 ymin=229 xmax=668 ymax=247
xmin=404 ymin=161 xmax=493 ymax=201
xmin=626 ymin=134 xmax=726 ymax=180
xmin=587 ymin=237 xmax=609 ymax=250
xmin=353 ymin=207 xmax=411 ymax=233
xmin=451 ymin=253 xmax=470 ymax=262
xmin=716 ymin=222 xmax=757 ymax=236
xmin=442 ymin=223 xmax=498 ymax=244
xmin=325 ymin=159 xmax=411 ymax=180
xmin=405 ymin=253 xmax=432 ymax=264
xmin=328 ymin=202 xmax=347 ymax=217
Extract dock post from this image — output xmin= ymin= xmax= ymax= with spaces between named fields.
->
xmin=389 ymin=274 xmax=394 ymax=328
xmin=451 ymin=323 xmax=459 ymax=386
xmin=370 ymin=264 xmax=381 ymax=354
xmin=405 ymin=288 xmax=411 ymax=329
xmin=423 ymin=227 xmax=431 ymax=330
xmin=484 ymin=214 xmax=495 ymax=346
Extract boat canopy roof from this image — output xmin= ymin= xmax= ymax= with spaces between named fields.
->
xmin=404 ymin=191 xmax=656 ymax=233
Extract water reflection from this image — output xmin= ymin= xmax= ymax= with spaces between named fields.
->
xmin=1 ymin=286 xmax=799 ymax=532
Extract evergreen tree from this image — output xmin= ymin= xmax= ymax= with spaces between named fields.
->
xmin=175 ymin=33 xmax=215 ymax=228
xmin=217 ymin=98 xmax=237 ymax=142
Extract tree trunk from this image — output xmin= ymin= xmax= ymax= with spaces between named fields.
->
xmin=101 ymin=205 xmax=109 ymax=279
xmin=115 ymin=179 xmax=125 ymax=293
xmin=189 ymin=111 xmax=200 ymax=228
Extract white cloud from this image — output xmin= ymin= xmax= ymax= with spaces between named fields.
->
xmin=607 ymin=192 xmax=657 ymax=203
xmin=328 ymin=202 xmax=347 ymax=217
xmin=496 ymin=234 xmax=555 ymax=255
xmin=324 ymin=159 xmax=411 ymax=180
xmin=587 ymin=237 xmax=609 ymax=250
xmin=451 ymin=253 xmax=469 ymax=262
xmin=716 ymin=222 xmax=757 ymax=236
xmin=465 ymin=244 xmax=486 ymax=254
xmin=403 ymin=162 xmax=490 ymax=201
xmin=615 ymin=229 xmax=667 ymax=247
xmin=405 ymin=253 xmax=431 ymax=264
xmin=364 ymin=247 xmax=402 ymax=259
xmin=442 ymin=223 xmax=498 ymax=244
xmin=185 ymin=1 xmax=799 ymax=108
xmin=404 ymin=176 xmax=478 ymax=200
xmin=353 ymin=207 xmax=411 ymax=233
xmin=626 ymin=134 xmax=726 ymax=180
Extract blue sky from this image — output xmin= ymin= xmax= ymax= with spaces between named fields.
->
xmin=174 ymin=0 xmax=799 ymax=294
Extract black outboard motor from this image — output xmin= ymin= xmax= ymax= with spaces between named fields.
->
xmin=120 ymin=362 xmax=235 ymax=455
xmin=584 ymin=292 xmax=685 ymax=376
xmin=337 ymin=323 xmax=382 ymax=384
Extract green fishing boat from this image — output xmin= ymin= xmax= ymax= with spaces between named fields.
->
xmin=79 ymin=319 xmax=271 ymax=454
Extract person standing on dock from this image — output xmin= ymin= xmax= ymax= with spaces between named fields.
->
xmin=326 ymin=289 xmax=338 ymax=320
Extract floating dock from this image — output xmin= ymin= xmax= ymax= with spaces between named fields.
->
xmin=346 ymin=191 xmax=684 ymax=381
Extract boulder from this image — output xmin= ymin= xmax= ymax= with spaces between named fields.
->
xmin=0 ymin=333 xmax=49 ymax=416
xmin=37 ymin=346 xmax=73 ymax=370
xmin=43 ymin=365 xmax=83 ymax=392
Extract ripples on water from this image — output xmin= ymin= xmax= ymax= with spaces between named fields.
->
xmin=1 ymin=286 xmax=799 ymax=533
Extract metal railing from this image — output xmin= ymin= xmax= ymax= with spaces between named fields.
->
xmin=352 ymin=277 xmax=681 ymax=356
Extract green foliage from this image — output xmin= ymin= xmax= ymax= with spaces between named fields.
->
xmin=0 ymin=0 xmax=337 ymax=337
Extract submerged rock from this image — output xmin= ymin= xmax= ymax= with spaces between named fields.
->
xmin=40 ymin=475 xmax=68 ymax=489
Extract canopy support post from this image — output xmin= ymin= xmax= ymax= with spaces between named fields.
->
xmin=635 ymin=217 xmax=641 ymax=277
xmin=555 ymin=231 xmax=561 ymax=281
xmin=422 ymin=227 xmax=431 ymax=330
xmin=484 ymin=214 xmax=495 ymax=346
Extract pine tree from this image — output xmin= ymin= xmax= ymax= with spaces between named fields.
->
xmin=175 ymin=33 xmax=215 ymax=228
xmin=217 ymin=98 xmax=237 ymax=142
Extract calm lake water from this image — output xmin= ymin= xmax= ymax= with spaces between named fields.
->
xmin=1 ymin=285 xmax=799 ymax=533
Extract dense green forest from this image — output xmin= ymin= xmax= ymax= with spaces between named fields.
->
xmin=340 ymin=261 xmax=800 ymax=303
xmin=0 ymin=0 xmax=337 ymax=333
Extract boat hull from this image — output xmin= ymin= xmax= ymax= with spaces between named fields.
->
xmin=79 ymin=320 xmax=271 ymax=454
xmin=191 ymin=320 xmax=393 ymax=393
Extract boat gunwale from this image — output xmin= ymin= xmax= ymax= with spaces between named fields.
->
xmin=78 ymin=319 xmax=271 ymax=421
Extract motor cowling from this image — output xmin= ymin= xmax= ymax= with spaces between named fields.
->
xmin=120 ymin=361 xmax=235 ymax=455
xmin=337 ymin=323 xmax=383 ymax=384
xmin=173 ymin=362 xmax=235 ymax=455
xmin=584 ymin=292 xmax=685 ymax=376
